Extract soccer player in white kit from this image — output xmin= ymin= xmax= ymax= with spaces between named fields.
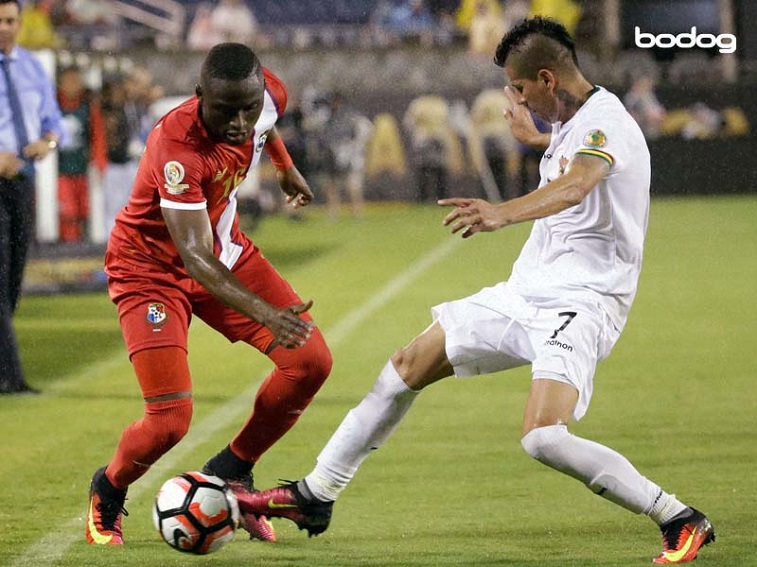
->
xmin=241 ymin=17 xmax=715 ymax=564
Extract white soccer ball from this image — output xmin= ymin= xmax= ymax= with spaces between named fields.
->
xmin=153 ymin=471 xmax=240 ymax=554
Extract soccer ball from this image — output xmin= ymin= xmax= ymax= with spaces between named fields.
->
xmin=153 ymin=471 xmax=240 ymax=554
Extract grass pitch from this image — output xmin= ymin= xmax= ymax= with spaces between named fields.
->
xmin=2 ymin=198 xmax=756 ymax=566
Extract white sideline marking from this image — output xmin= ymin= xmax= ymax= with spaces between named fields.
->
xmin=12 ymin=236 xmax=460 ymax=566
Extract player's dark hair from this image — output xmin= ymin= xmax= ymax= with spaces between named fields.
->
xmin=0 ymin=0 xmax=21 ymax=8
xmin=494 ymin=17 xmax=579 ymax=78
xmin=201 ymin=43 xmax=262 ymax=83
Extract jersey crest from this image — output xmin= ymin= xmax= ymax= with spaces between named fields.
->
xmin=583 ymin=129 xmax=607 ymax=148
xmin=146 ymin=302 xmax=168 ymax=328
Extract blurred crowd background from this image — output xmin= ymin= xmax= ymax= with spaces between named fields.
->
xmin=14 ymin=0 xmax=756 ymax=290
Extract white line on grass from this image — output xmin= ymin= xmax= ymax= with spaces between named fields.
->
xmin=12 ymin=236 xmax=460 ymax=567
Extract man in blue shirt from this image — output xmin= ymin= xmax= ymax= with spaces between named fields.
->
xmin=0 ymin=0 xmax=64 ymax=394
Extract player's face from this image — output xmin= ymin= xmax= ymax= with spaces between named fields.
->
xmin=505 ymin=66 xmax=559 ymax=123
xmin=198 ymin=75 xmax=265 ymax=146
xmin=0 ymin=3 xmax=21 ymax=55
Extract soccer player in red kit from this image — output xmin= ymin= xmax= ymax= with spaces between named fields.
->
xmin=85 ymin=43 xmax=332 ymax=546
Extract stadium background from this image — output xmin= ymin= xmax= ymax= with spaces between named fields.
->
xmin=5 ymin=3 xmax=757 ymax=565
xmin=19 ymin=0 xmax=756 ymax=291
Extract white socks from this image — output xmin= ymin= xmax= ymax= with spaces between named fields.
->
xmin=521 ymin=424 xmax=687 ymax=524
xmin=304 ymin=369 xmax=688 ymax=527
xmin=304 ymin=361 xmax=418 ymax=502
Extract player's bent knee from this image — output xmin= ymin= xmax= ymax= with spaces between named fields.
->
xmin=273 ymin=328 xmax=333 ymax=390
xmin=145 ymin=397 xmax=193 ymax=451
xmin=520 ymin=424 xmax=569 ymax=463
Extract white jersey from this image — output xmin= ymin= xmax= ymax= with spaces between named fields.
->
xmin=508 ymin=87 xmax=650 ymax=332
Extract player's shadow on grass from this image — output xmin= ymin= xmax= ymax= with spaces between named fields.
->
xmin=261 ymin=243 xmax=335 ymax=272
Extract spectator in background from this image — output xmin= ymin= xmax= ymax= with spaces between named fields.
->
xmin=455 ymin=0 xmax=501 ymax=35
xmin=623 ymin=75 xmax=666 ymax=140
xmin=469 ymin=88 xmax=520 ymax=201
xmin=516 ymin=111 xmax=549 ymax=195
xmin=64 ymin=0 xmax=117 ymax=25
xmin=56 ymin=66 xmax=107 ymax=243
xmin=210 ymin=0 xmax=260 ymax=45
xmin=468 ymin=0 xmax=507 ymax=58
xmin=101 ymin=65 xmax=159 ymax=235
xmin=387 ymin=0 xmax=437 ymax=45
xmin=403 ymin=94 xmax=464 ymax=202
xmin=315 ymin=92 xmax=374 ymax=221
xmin=364 ymin=112 xmax=408 ymax=188
xmin=16 ymin=0 xmax=61 ymax=50
xmin=0 ymin=0 xmax=64 ymax=394
xmin=101 ymin=76 xmax=134 ymax=236
xmin=186 ymin=2 xmax=223 ymax=50
xmin=528 ymin=0 xmax=581 ymax=36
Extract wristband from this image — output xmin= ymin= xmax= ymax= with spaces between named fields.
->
xmin=265 ymin=136 xmax=294 ymax=171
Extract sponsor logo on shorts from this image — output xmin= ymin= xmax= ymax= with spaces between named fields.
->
xmin=543 ymin=338 xmax=573 ymax=352
xmin=146 ymin=302 xmax=168 ymax=331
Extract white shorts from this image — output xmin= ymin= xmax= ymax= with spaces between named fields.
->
xmin=431 ymin=282 xmax=620 ymax=420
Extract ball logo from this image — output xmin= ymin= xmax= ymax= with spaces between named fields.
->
xmin=635 ymin=26 xmax=737 ymax=54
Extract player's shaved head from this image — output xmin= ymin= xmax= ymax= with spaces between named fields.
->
xmin=196 ymin=43 xmax=266 ymax=145
xmin=201 ymin=42 xmax=262 ymax=85
xmin=494 ymin=17 xmax=579 ymax=79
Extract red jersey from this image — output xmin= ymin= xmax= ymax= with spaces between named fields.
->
xmin=108 ymin=68 xmax=288 ymax=274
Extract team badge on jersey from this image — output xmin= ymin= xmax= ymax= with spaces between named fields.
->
xmin=558 ymin=156 xmax=569 ymax=176
xmin=583 ymin=130 xmax=607 ymax=148
xmin=163 ymin=161 xmax=190 ymax=195
xmin=256 ymin=131 xmax=269 ymax=153
xmin=146 ymin=302 xmax=168 ymax=329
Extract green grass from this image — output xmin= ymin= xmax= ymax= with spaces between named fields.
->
xmin=3 ymin=197 xmax=756 ymax=566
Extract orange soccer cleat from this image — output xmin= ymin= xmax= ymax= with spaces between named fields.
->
xmin=653 ymin=507 xmax=715 ymax=564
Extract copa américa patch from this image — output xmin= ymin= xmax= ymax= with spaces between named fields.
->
xmin=583 ymin=130 xmax=607 ymax=148
xmin=163 ymin=161 xmax=190 ymax=195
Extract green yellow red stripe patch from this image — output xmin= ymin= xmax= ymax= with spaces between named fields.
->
xmin=576 ymin=148 xmax=614 ymax=166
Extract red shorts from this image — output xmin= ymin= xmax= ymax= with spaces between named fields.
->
xmin=106 ymin=245 xmax=307 ymax=358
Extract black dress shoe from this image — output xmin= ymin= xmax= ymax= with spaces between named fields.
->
xmin=0 ymin=383 xmax=41 ymax=395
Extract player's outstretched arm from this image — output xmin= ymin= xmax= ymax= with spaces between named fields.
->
xmin=162 ymin=206 xmax=314 ymax=348
xmin=439 ymin=153 xmax=609 ymax=238
xmin=277 ymin=166 xmax=313 ymax=209
xmin=265 ymin=126 xmax=314 ymax=208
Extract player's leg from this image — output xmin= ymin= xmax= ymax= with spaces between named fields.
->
xmin=57 ymin=175 xmax=79 ymax=243
xmin=87 ymin=346 xmax=194 ymax=545
xmin=305 ymin=320 xmax=452 ymax=497
xmin=519 ymin=303 xmax=714 ymax=563
xmin=235 ymin=321 xmax=452 ymax=536
xmin=238 ymin=283 xmax=531 ymax=534
xmin=87 ymin=280 xmax=194 ymax=545
xmin=197 ymin=249 xmax=332 ymax=540
xmin=228 ymin=327 xmax=333 ymax=463
xmin=346 ymin=169 xmax=364 ymax=219
xmin=323 ymin=173 xmax=341 ymax=220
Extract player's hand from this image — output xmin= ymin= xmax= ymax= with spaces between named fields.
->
xmin=439 ymin=198 xmax=504 ymax=239
xmin=22 ymin=139 xmax=54 ymax=161
xmin=264 ymin=300 xmax=315 ymax=348
xmin=277 ymin=167 xmax=314 ymax=209
xmin=0 ymin=152 xmax=23 ymax=178
xmin=503 ymin=86 xmax=548 ymax=150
